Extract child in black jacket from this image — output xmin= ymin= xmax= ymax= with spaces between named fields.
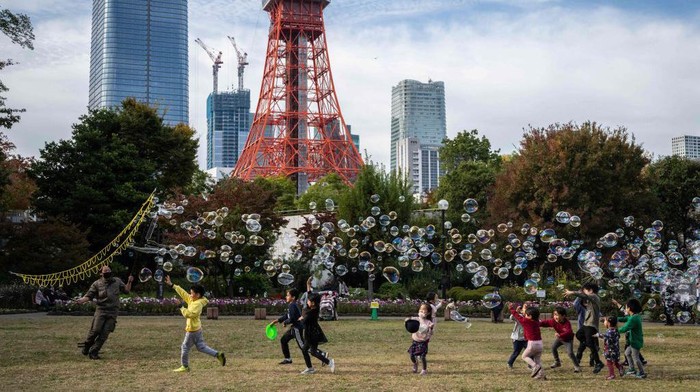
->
xmin=270 ymin=288 xmax=304 ymax=364
xmin=298 ymin=292 xmax=335 ymax=374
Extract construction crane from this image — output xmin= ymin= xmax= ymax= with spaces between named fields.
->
xmin=195 ymin=38 xmax=223 ymax=94
xmin=227 ymin=35 xmax=249 ymax=91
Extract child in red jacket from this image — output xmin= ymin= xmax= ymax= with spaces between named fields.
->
xmin=508 ymin=302 xmax=545 ymax=380
xmin=540 ymin=306 xmax=581 ymax=372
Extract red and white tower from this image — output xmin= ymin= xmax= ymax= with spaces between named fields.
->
xmin=233 ymin=0 xmax=364 ymax=193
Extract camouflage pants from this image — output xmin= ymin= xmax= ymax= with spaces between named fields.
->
xmin=84 ymin=312 xmax=117 ymax=355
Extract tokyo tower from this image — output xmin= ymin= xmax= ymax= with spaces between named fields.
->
xmin=233 ymin=0 xmax=364 ymax=193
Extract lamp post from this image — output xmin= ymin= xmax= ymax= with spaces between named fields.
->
xmin=437 ymin=199 xmax=449 ymax=299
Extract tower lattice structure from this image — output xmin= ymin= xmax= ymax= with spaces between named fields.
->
xmin=233 ymin=0 xmax=363 ymax=192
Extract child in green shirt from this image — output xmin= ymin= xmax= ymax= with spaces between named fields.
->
xmin=618 ymin=298 xmax=645 ymax=379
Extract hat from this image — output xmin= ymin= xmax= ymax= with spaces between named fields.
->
xmin=405 ymin=319 xmax=420 ymax=333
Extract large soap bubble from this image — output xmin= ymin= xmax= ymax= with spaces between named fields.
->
xmin=186 ymin=267 xmax=204 ymax=283
xmin=482 ymin=293 xmax=502 ymax=309
xmin=450 ymin=310 xmax=472 ymax=328
xmin=138 ymin=268 xmax=153 ymax=283
xmin=163 ymin=261 xmax=173 ymax=272
xmin=463 ymin=198 xmax=478 ymax=213
xmin=153 ymin=269 xmax=164 ymax=283
xmin=382 ymin=266 xmax=400 ymax=284
xmin=277 ymin=272 xmax=295 ymax=286
xmin=523 ymin=279 xmax=538 ymax=295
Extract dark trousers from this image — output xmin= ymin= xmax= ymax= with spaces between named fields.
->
xmin=576 ymin=326 xmax=602 ymax=365
xmin=508 ymin=340 xmax=528 ymax=366
xmin=302 ymin=341 xmax=329 ymax=368
xmin=84 ymin=312 xmax=117 ymax=355
xmin=280 ymin=327 xmax=303 ymax=359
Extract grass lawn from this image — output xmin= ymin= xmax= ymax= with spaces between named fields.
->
xmin=1 ymin=314 xmax=698 ymax=391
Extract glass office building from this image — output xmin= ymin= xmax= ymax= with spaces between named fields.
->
xmin=672 ymin=135 xmax=700 ymax=160
xmin=206 ymin=90 xmax=252 ymax=170
xmin=391 ymin=79 xmax=446 ymax=195
xmin=89 ymin=0 xmax=188 ymax=125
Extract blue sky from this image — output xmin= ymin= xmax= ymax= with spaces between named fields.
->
xmin=2 ymin=0 xmax=700 ymax=169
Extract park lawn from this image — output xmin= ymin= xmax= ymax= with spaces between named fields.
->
xmin=0 ymin=315 xmax=698 ymax=391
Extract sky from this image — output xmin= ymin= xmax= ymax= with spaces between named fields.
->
xmin=2 ymin=0 xmax=700 ymax=170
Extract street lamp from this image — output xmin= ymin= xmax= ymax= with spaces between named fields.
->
xmin=437 ymin=199 xmax=449 ymax=299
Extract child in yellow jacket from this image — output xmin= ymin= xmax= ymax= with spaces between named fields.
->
xmin=165 ymin=276 xmax=226 ymax=372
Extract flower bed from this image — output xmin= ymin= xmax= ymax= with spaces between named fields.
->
xmin=50 ymin=296 xmax=576 ymax=317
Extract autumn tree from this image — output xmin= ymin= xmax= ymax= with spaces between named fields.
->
xmin=487 ymin=122 xmax=655 ymax=243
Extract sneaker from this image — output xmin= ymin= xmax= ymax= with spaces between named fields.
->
xmin=641 ymin=360 xmax=648 ymax=365
xmin=300 ymin=368 xmax=316 ymax=375
xmin=624 ymin=369 xmax=637 ymax=376
xmin=279 ymin=359 xmax=293 ymax=365
xmin=88 ymin=352 xmax=101 ymax=360
xmin=589 ymin=359 xmax=595 ymax=367
xmin=420 ymin=370 xmax=427 ymax=376
xmin=217 ymin=352 xmax=226 ymax=366
xmin=593 ymin=363 xmax=604 ymax=374
xmin=507 ymin=363 xmax=513 ymax=370
xmin=531 ymin=364 xmax=542 ymax=378
xmin=328 ymin=358 xmax=335 ymax=374
xmin=574 ymin=366 xmax=582 ymax=373
xmin=79 ymin=343 xmax=90 ymax=356
xmin=635 ymin=373 xmax=647 ymax=379
xmin=550 ymin=362 xmax=561 ymax=369
xmin=413 ymin=363 xmax=418 ymax=373
xmin=617 ymin=364 xmax=625 ymax=377
xmin=173 ymin=366 xmax=190 ymax=372
xmin=606 ymin=375 xmax=616 ymax=380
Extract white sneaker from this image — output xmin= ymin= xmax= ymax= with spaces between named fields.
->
xmin=329 ymin=358 xmax=335 ymax=373
xmin=300 ymin=367 xmax=316 ymax=375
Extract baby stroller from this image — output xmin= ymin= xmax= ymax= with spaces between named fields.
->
xmin=318 ymin=290 xmax=338 ymax=321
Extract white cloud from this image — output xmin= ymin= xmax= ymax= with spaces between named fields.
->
xmin=3 ymin=1 xmax=700 ymax=170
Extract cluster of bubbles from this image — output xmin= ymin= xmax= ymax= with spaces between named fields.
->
xmin=136 ymin=196 xmax=270 ymax=286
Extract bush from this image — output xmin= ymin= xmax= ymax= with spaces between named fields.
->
xmin=0 ymin=284 xmax=36 ymax=309
xmin=447 ymin=286 xmax=496 ymax=301
xmin=376 ymin=282 xmax=408 ymax=300
xmin=406 ymin=277 xmax=438 ymax=300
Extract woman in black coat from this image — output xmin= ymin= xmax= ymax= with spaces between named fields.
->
xmin=298 ymin=293 xmax=335 ymax=374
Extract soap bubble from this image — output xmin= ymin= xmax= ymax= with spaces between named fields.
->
xmin=335 ymin=264 xmax=348 ymax=276
xmin=677 ymin=311 xmax=691 ymax=323
xmin=555 ymin=211 xmax=571 ymax=224
xmin=530 ymin=272 xmax=541 ymax=283
xmin=482 ymin=293 xmax=502 ymax=309
xmin=539 ymin=229 xmax=556 ymax=243
xmin=370 ymin=194 xmax=380 ymax=203
xmin=646 ymin=298 xmax=657 ymax=309
xmin=277 ymin=272 xmax=294 ymax=286
xmin=437 ymin=199 xmax=449 ymax=210
xmin=246 ymin=219 xmax=262 ymax=233
xmin=382 ymin=267 xmax=400 ymax=284
xmin=569 ymin=216 xmax=581 ymax=227
xmin=523 ymin=279 xmax=538 ymax=295
xmin=138 ymin=268 xmax=153 ymax=283
xmin=325 ymin=199 xmax=335 ymax=211
xmin=463 ymin=198 xmax=478 ymax=213
xmin=399 ymin=195 xmax=406 ymax=202
xmin=450 ymin=310 xmax=472 ymax=328
xmin=163 ymin=261 xmax=173 ymax=272
xmin=153 ymin=269 xmax=164 ymax=283
xmin=497 ymin=267 xmax=509 ymax=279
xmin=411 ymin=260 xmax=424 ymax=272
xmin=186 ymin=267 xmax=204 ymax=283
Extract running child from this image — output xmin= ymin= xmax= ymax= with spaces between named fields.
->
xmin=406 ymin=303 xmax=434 ymax=376
xmin=270 ymin=288 xmax=303 ymax=365
xmin=507 ymin=305 xmax=527 ymax=370
xmin=565 ymin=283 xmax=604 ymax=373
xmin=298 ymin=292 xmax=335 ymax=374
xmin=508 ymin=302 xmax=546 ymax=380
xmin=540 ymin=306 xmax=581 ymax=372
xmin=618 ymin=299 xmax=646 ymax=379
xmin=165 ymin=276 xmax=226 ymax=372
xmin=596 ymin=316 xmax=624 ymax=380
xmin=426 ymin=292 xmax=444 ymax=331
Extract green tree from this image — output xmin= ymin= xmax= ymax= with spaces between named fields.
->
xmin=29 ymin=99 xmax=198 ymax=249
xmin=339 ymin=163 xmax=413 ymax=226
xmin=645 ymin=156 xmax=700 ymax=236
xmin=487 ymin=122 xmax=655 ymax=242
xmin=295 ymin=173 xmax=348 ymax=212
xmin=1 ymin=8 xmax=34 ymax=129
xmin=253 ymin=175 xmax=297 ymax=211
xmin=436 ymin=129 xmax=502 ymax=226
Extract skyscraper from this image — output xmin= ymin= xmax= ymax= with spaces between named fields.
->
xmin=390 ymin=79 xmax=446 ymax=194
xmin=89 ymin=0 xmax=188 ymax=125
xmin=206 ymin=90 xmax=252 ymax=170
xmin=672 ymin=135 xmax=700 ymax=160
